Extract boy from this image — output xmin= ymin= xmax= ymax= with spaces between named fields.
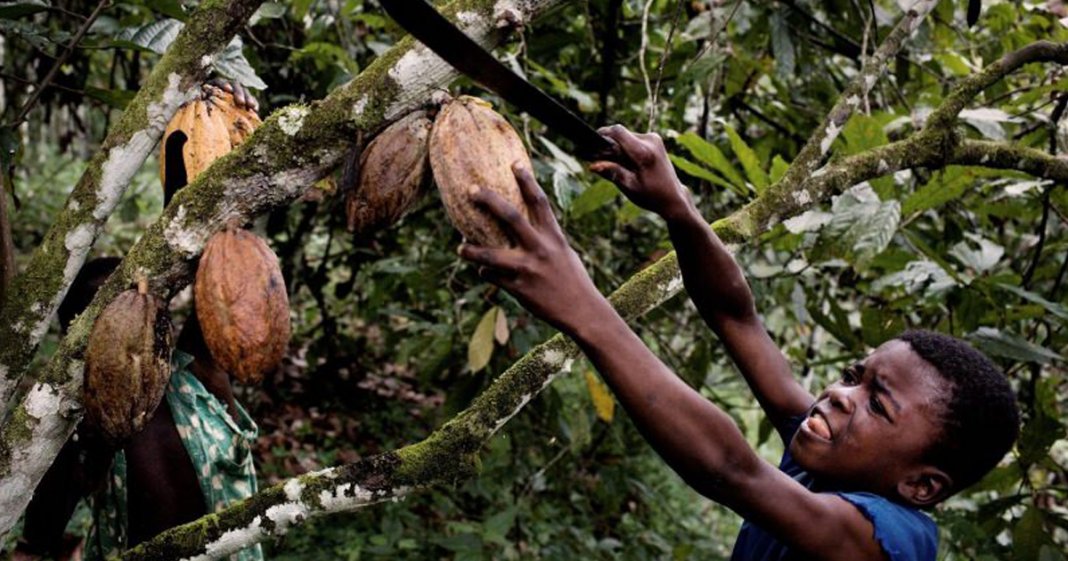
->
xmin=459 ymin=125 xmax=1019 ymax=560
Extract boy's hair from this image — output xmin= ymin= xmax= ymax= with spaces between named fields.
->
xmin=57 ymin=257 xmax=122 ymax=332
xmin=895 ymin=330 xmax=1019 ymax=493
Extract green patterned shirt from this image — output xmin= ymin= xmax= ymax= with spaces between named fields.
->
xmin=86 ymin=351 xmax=262 ymax=560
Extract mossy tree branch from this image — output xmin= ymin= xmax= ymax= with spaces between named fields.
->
xmin=123 ymin=24 xmax=1068 ymax=559
xmin=0 ymin=0 xmax=564 ymax=543
xmin=0 ymin=0 xmax=266 ymax=411
xmin=770 ymin=0 xmax=938 ymax=201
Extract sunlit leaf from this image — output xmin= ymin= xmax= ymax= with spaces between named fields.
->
xmin=669 ymin=154 xmax=743 ymax=194
xmin=467 ymin=307 xmax=498 ymax=372
xmin=585 ymin=371 xmax=615 ymax=423
xmin=493 ymin=307 xmax=509 ymax=345
xmin=725 ymin=126 xmax=769 ymax=193
xmin=675 ymin=132 xmax=746 ymax=191
xmin=570 ymin=179 xmax=618 ymax=218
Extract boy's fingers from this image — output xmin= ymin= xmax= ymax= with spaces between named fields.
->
xmin=596 ymin=125 xmax=648 ymax=166
xmin=477 ymin=266 xmax=518 ymax=290
xmin=232 ymin=85 xmax=248 ymax=109
xmin=511 ymin=162 xmax=554 ymax=227
xmin=589 ymin=161 xmax=637 ymax=191
xmin=459 ymin=244 xmax=522 ymax=274
xmin=473 ymin=189 xmax=539 ymax=247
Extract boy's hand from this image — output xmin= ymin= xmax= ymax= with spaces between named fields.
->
xmin=459 ymin=164 xmax=609 ymax=334
xmin=590 ymin=125 xmax=694 ymax=222
xmin=205 ymin=78 xmax=259 ymax=112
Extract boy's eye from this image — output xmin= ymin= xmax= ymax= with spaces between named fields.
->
xmin=841 ymin=367 xmax=859 ymax=384
xmin=870 ymin=395 xmax=886 ymax=416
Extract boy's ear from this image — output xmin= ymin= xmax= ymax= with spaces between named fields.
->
xmin=897 ymin=467 xmax=953 ymax=508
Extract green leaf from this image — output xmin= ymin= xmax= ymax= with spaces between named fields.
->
xmin=769 ymin=155 xmax=789 ymax=183
xmin=668 ymin=155 xmax=744 ymax=195
xmin=0 ymin=0 xmax=48 ymax=19
xmin=769 ymin=10 xmax=795 ymax=79
xmin=840 ymin=115 xmax=893 ymax=196
xmin=289 ymin=42 xmax=360 ymax=75
xmin=949 ymin=233 xmax=1004 ymax=274
xmin=214 ymin=37 xmax=268 ymax=90
xmin=675 ymin=132 xmax=746 ymax=190
xmin=725 ymin=126 xmax=769 ymax=193
xmin=1013 ymin=508 xmax=1050 ymax=561
xmin=467 ymin=307 xmax=499 ymax=372
xmin=114 ymin=18 xmax=183 ymax=54
xmin=968 ymin=327 xmax=1063 ymax=364
xmin=482 ymin=506 xmax=518 ymax=545
xmin=994 ymin=283 xmax=1068 ymax=323
xmin=251 ymin=1 xmax=286 ymax=23
xmin=1017 ymin=376 xmax=1064 ymax=467
xmin=538 ymin=137 xmax=584 ymax=211
xmin=145 ymin=0 xmax=188 ymax=21
xmin=616 ymin=200 xmax=643 ymax=225
xmin=811 ymin=185 xmax=899 ymax=269
xmin=85 ymin=87 xmax=136 ymax=110
xmin=852 ymin=200 xmax=900 ymax=269
xmin=902 ymin=166 xmax=984 ymax=215
xmin=570 ymin=179 xmax=618 ymax=219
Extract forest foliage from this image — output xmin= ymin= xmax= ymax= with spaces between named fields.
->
xmin=1 ymin=0 xmax=1067 ymax=559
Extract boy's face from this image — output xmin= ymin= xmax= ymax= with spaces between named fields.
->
xmin=789 ymin=340 xmax=949 ymax=499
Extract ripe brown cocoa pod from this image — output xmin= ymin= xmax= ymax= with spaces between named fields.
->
xmin=346 ymin=110 xmax=432 ymax=234
xmin=429 ymin=96 xmax=533 ymax=247
xmin=83 ymin=279 xmax=173 ymax=445
xmin=159 ymin=85 xmax=262 ymax=190
xmin=195 ymin=228 xmax=291 ymax=384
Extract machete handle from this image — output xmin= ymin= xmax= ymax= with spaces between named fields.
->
xmin=581 ymin=135 xmax=625 ymax=164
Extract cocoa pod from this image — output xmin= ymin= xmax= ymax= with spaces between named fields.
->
xmin=159 ymin=85 xmax=262 ymax=190
xmin=83 ymin=279 xmax=173 ymax=445
xmin=346 ymin=110 xmax=432 ymax=234
xmin=429 ymin=96 xmax=533 ymax=247
xmin=195 ymin=228 xmax=290 ymax=384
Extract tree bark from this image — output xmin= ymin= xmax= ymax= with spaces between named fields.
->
xmin=0 ymin=0 xmax=266 ymax=410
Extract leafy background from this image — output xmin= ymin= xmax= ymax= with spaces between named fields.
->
xmin=2 ymin=0 xmax=1067 ymax=559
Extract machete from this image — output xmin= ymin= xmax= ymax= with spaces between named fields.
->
xmin=379 ymin=0 xmax=617 ymax=161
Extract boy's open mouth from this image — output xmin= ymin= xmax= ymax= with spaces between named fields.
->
xmin=804 ymin=411 xmax=833 ymax=441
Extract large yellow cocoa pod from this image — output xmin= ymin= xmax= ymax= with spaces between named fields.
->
xmin=346 ymin=110 xmax=432 ymax=234
xmin=84 ymin=280 xmax=173 ymax=445
xmin=429 ymin=96 xmax=533 ymax=247
xmin=194 ymin=228 xmax=290 ymax=384
xmin=159 ymin=86 xmax=262 ymax=190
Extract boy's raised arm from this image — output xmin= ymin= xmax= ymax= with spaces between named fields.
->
xmin=591 ymin=126 xmax=813 ymax=433
xmin=459 ymin=166 xmax=886 ymax=561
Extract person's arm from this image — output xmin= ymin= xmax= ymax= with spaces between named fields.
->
xmin=17 ymin=431 xmax=108 ymax=560
xmin=590 ymin=127 xmax=813 ymax=433
xmin=459 ymin=165 xmax=886 ymax=561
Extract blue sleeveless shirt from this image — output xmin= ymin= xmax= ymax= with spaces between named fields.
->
xmin=730 ymin=418 xmax=938 ymax=561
